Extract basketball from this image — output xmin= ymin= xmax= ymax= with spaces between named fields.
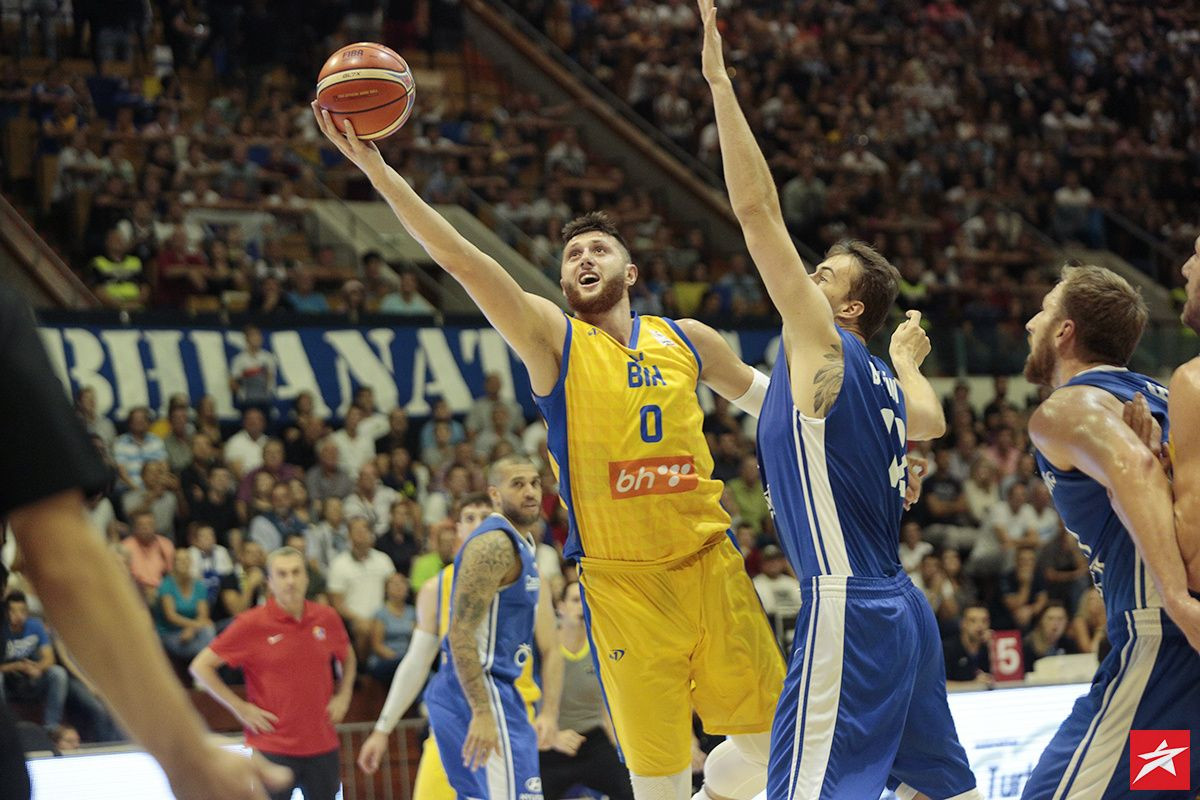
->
xmin=316 ymin=42 xmax=416 ymax=141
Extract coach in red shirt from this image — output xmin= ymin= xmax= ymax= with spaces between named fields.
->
xmin=191 ymin=546 xmax=355 ymax=800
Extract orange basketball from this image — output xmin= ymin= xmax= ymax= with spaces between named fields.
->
xmin=316 ymin=42 xmax=416 ymax=141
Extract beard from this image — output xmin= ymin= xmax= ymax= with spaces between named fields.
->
xmin=502 ymin=501 xmax=542 ymax=528
xmin=1023 ymin=331 xmax=1057 ymax=386
xmin=562 ymin=274 xmax=626 ymax=315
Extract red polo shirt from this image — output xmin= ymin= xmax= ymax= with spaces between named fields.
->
xmin=210 ymin=597 xmax=350 ymax=756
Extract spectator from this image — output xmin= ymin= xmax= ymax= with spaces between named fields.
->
xmin=473 ymin=405 xmax=524 ymax=459
xmin=751 ymin=546 xmax=801 ymax=619
xmin=331 ymin=407 xmax=377 ymax=478
xmin=214 ymin=542 xmax=268 ymax=623
xmin=1027 ymin=482 xmax=1060 ymax=544
xmin=90 ymin=229 xmax=148 ymax=309
xmin=1000 ymin=546 xmax=1049 ymax=632
xmin=237 ymin=439 xmax=301 ymax=505
xmin=1037 ymin=521 xmax=1089 ymax=611
xmin=191 ymin=465 xmax=241 ymax=553
xmin=382 ymin=447 xmax=420 ymax=501
xmin=223 ymin=408 xmax=268 ymax=478
xmin=327 ymin=517 xmax=397 ymax=653
xmin=374 ymin=500 xmax=422 ymax=576
xmin=156 ymin=550 xmax=216 ymax=662
xmin=379 ymin=270 xmax=435 ymax=316
xmin=121 ymin=511 xmax=176 ymax=592
xmin=545 ymin=128 xmax=586 ymax=176
xmin=153 ymin=228 xmax=210 ymax=308
xmin=163 ymin=406 xmax=195 ymax=473
xmin=342 ymin=463 xmax=400 ymax=537
xmin=941 ymin=548 xmax=977 ymax=611
xmin=49 ymin=724 xmax=80 ymax=752
xmin=283 ymin=534 xmax=328 ymax=604
xmin=364 ymin=574 xmax=416 ymax=685
xmin=1052 ymin=171 xmax=1101 ymax=247
xmin=918 ymin=448 xmax=972 ymax=550
xmin=899 ymin=520 xmax=933 ymax=576
xmin=419 ymin=399 xmax=466 ymax=451
xmin=287 ymin=267 xmax=331 ymax=314
xmin=121 ymin=461 xmax=180 ymax=538
xmin=306 ymin=497 xmax=349 ymax=575
xmin=914 ymin=552 xmax=958 ymax=624
xmin=229 ymin=325 xmax=278 ymax=412
xmin=187 ymin=524 xmax=234 ymax=607
xmin=943 ymin=604 xmax=993 ymax=691
xmin=1071 ymin=589 xmax=1107 ymax=656
xmin=725 ymin=455 xmax=770 ymax=535
xmin=465 ymin=373 xmax=524 ymax=435
xmin=409 ymin=519 xmax=457 ymax=591
xmin=967 ymin=479 xmax=1034 ymax=576
xmin=113 ymin=407 xmax=167 ymax=490
xmin=305 ymin=438 xmax=354 ymax=503
xmin=75 ymin=386 xmax=117 ymax=451
xmin=1 ymin=592 xmax=69 ymax=730
xmin=1022 ymin=602 xmax=1079 ymax=670
xmin=248 ymin=483 xmax=306 ymax=553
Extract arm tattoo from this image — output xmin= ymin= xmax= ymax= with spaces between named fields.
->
xmin=447 ymin=530 xmax=518 ymax=715
xmin=812 ymin=340 xmax=844 ymax=416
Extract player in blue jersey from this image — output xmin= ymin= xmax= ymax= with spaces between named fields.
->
xmin=697 ymin=3 xmax=981 ymax=798
xmin=1019 ymin=264 xmax=1200 ymax=799
xmin=425 ymin=455 xmax=564 ymax=800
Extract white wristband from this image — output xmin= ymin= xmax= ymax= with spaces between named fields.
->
xmin=731 ymin=368 xmax=770 ymax=418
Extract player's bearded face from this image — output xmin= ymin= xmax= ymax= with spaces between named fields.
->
xmin=1023 ymin=313 xmax=1059 ymax=386
xmin=562 ymin=268 xmax=626 ymax=315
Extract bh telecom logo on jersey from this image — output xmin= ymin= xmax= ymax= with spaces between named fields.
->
xmin=1129 ymin=730 xmax=1189 ymax=791
xmin=608 ymin=455 xmax=698 ymax=499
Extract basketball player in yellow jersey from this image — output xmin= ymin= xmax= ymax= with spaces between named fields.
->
xmin=356 ymin=492 xmax=545 ymax=796
xmin=315 ymin=104 xmax=783 ymax=800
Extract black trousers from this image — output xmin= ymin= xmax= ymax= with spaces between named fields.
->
xmin=539 ymin=727 xmax=634 ymax=800
xmin=0 ymin=702 xmax=31 ymax=800
xmin=261 ymin=748 xmax=341 ymax=800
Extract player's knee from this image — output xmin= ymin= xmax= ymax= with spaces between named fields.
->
xmin=698 ymin=737 xmax=769 ymax=800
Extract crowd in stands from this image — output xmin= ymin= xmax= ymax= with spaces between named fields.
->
xmin=519 ymin=0 xmax=1200 ymax=291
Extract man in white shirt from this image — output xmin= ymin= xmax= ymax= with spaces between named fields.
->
xmin=752 ymin=546 xmax=801 ymax=618
xmin=1028 ymin=482 xmax=1061 ymax=544
xmin=327 ymin=516 xmax=396 ymax=653
xmin=228 ymin=325 xmax=278 ymax=410
xmin=969 ymin=482 xmax=1041 ymax=577
xmin=465 ymin=372 xmax=525 ymax=434
xmin=223 ymin=408 xmax=268 ymax=478
xmin=113 ymin=407 xmax=168 ymax=490
xmin=331 ymin=406 xmax=377 ymax=477
xmin=341 ymin=462 xmax=399 ymax=537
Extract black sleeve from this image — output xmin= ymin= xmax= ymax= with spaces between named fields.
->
xmin=0 ymin=288 xmax=108 ymax=515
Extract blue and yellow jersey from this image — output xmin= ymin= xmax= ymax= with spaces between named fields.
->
xmin=434 ymin=564 xmax=541 ymax=709
xmin=534 ymin=313 xmax=730 ymax=566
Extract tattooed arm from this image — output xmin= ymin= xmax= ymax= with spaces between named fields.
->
xmin=697 ymin=0 xmax=842 ymax=417
xmin=448 ymin=530 xmax=520 ymax=770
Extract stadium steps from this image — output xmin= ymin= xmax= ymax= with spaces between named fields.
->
xmin=306 ymin=198 xmax=566 ymax=316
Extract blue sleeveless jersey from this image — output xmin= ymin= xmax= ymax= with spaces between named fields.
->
xmin=1033 ymin=367 xmax=1170 ymax=622
xmin=757 ymin=327 xmax=909 ymax=581
xmin=431 ymin=514 xmax=540 ymax=690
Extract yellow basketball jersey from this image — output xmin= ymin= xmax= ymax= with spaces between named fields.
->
xmin=535 ymin=313 xmax=730 ymax=566
xmin=435 ymin=565 xmax=542 ymax=709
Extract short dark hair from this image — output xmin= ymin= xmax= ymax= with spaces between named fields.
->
xmin=1058 ymin=264 xmax=1147 ymax=367
xmin=361 ymin=250 xmax=383 ymax=265
xmin=5 ymin=591 xmax=27 ymax=605
xmin=453 ymin=492 xmax=493 ymax=521
xmin=827 ymin=239 xmax=900 ymax=340
xmin=561 ymin=211 xmax=631 ymax=261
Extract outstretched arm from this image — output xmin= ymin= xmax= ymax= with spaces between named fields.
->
xmin=532 ymin=580 xmax=563 ymax=750
xmin=448 ymin=530 xmax=519 ymax=770
xmin=1030 ymin=386 xmax=1200 ymax=653
xmin=674 ymin=318 xmax=768 ymax=417
xmin=697 ymin=1 xmax=837 ymax=348
xmin=889 ymin=312 xmax=945 ymax=441
xmin=1169 ymin=363 xmax=1200 ymax=590
xmin=312 ymin=105 xmax=565 ymax=394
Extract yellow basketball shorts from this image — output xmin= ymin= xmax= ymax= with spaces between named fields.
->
xmin=412 ymin=730 xmax=455 ymax=800
xmin=579 ymin=535 xmax=785 ymax=776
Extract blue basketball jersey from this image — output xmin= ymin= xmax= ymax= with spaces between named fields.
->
xmin=757 ymin=327 xmax=909 ymax=580
xmin=1033 ymin=367 xmax=1170 ymax=621
xmin=431 ymin=514 xmax=540 ymax=691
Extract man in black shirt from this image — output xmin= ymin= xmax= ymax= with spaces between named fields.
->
xmin=943 ymin=603 xmax=994 ymax=691
xmin=0 ymin=287 xmax=287 ymax=799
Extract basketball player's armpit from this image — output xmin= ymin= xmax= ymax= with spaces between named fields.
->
xmin=447 ymin=532 xmax=517 ymax=715
xmin=811 ymin=341 xmax=845 ymax=416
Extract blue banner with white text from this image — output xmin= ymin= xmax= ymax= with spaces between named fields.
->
xmin=37 ymin=321 xmax=782 ymax=423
